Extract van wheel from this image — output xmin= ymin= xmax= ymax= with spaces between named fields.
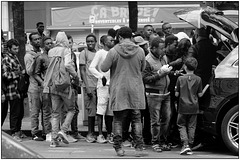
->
xmin=221 ymin=105 xmax=239 ymax=155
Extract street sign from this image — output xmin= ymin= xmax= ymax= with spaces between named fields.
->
xmin=89 ymin=15 xmax=95 ymax=24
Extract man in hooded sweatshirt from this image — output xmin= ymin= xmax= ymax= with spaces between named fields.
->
xmin=24 ymin=32 xmax=45 ymax=141
xmin=101 ymin=26 xmax=146 ymax=157
xmin=43 ymin=31 xmax=80 ymax=147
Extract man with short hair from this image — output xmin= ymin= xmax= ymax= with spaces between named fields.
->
xmin=162 ymin=22 xmax=173 ymax=38
xmin=89 ymin=35 xmax=115 ymax=144
xmin=143 ymin=37 xmax=172 ymax=152
xmin=187 ymin=27 xmax=217 ymax=149
xmin=24 ymin=32 xmax=44 ymax=141
xmin=36 ymin=22 xmax=45 ymax=38
xmin=34 ymin=36 xmax=53 ymax=141
xmin=65 ymin=34 xmax=86 ymax=141
xmin=101 ymin=26 xmax=146 ymax=157
xmin=79 ymin=34 xmax=98 ymax=143
xmin=2 ymin=39 xmax=25 ymax=142
xmin=143 ymin=25 xmax=154 ymax=41
xmin=164 ymin=35 xmax=180 ymax=147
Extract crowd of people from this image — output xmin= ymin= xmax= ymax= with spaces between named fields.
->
xmin=2 ymin=20 xmax=228 ymax=157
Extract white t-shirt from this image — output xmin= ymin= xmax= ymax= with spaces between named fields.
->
xmin=89 ymin=49 xmax=110 ymax=88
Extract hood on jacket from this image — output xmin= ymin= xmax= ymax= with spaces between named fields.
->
xmin=114 ymin=39 xmax=140 ymax=59
xmin=55 ymin=31 xmax=69 ymax=48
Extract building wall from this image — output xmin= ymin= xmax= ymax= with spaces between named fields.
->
xmin=5 ymin=1 xmax=205 ymax=41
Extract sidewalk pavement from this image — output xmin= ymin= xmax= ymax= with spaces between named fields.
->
xmin=2 ymin=113 xmax=102 ymax=137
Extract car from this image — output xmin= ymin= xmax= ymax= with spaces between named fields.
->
xmin=174 ymin=6 xmax=239 ymax=155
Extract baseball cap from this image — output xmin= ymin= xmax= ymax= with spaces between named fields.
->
xmin=133 ymin=36 xmax=148 ymax=46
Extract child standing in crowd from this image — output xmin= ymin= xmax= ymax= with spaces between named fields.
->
xmin=175 ymin=57 xmax=204 ymax=155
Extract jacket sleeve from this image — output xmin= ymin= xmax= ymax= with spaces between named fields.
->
xmin=141 ymin=49 xmax=146 ymax=72
xmin=24 ymin=52 xmax=35 ymax=75
xmin=2 ymin=56 xmax=19 ymax=80
xmin=101 ymin=50 xmax=113 ymax=72
xmin=142 ymin=61 xmax=161 ymax=84
xmin=34 ymin=56 xmax=42 ymax=75
xmin=64 ymin=49 xmax=78 ymax=78
xmin=89 ymin=52 xmax=103 ymax=79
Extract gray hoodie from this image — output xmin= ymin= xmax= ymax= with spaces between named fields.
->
xmin=101 ymin=39 xmax=146 ymax=111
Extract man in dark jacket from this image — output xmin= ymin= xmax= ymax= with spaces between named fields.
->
xmin=101 ymin=26 xmax=146 ymax=157
xmin=187 ymin=27 xmax=217 ymax=150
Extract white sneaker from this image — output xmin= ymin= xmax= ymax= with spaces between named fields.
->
xmin=57 ymin=130 xmax=69 ymax=144
xmin=97 ymin=135 xmax=107 ymax=143
xmin=67 ymin=134 xmax=78 ymax=143
xmin=123 ymin=140 xmax=132 ymax=147
xmin=46 ymin=133 xmax=52 ymax=142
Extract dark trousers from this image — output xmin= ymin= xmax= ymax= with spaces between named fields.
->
xmin=141 ymin=95 xmax=151 ymax=143
xmin=71 ymin=101 xmax=79 ymax=134
xmin=122 ymin=113 xmax=131 ymax=141
xmin=177 ymin=114 xmax=197 ymax=145
xmin=2 ymin=100 xmax=9 ymax=126
xmin=113 ymin=109 xmax=143 ymax=150
xmin=2 ymin=98 xmax=24 ymax=134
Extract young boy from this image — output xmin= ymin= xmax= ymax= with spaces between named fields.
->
xmin=175 ymin=57 xmax=204 ymax=155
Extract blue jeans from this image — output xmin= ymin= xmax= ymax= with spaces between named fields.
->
xmin=177 ymin=114 xmax=197 ymax=145
xmin=51 ymin=93 xmax=75 ymax=139
xmin=113 ymin=109 xmax=143 ymax=150
xmin=147 ymin=94 xmax=171 ymax=145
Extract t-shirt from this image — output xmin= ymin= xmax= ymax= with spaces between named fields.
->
xmin=175 ymin=73 xmax=202 ymax=114
xmin=79 ymin=48 xmax=98 ymax=88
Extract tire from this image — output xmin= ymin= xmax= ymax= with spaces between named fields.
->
xmin=221 ymin=105 xmax=239 ymax=155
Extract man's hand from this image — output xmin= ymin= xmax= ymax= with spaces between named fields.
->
xmin=72 ymin=76 xmax=80 ymax=86
xmin=102 ymin=76 xmax=107 ymax=86
xmin=86 ymin=87 xmax=93 ymax=99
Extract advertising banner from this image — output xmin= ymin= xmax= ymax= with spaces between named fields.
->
xmin=51 ymin=4 xmax=199 ymax=28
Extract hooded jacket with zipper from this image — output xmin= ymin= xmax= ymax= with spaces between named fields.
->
xmin=101 ymin=39 xmax=146 ymax=111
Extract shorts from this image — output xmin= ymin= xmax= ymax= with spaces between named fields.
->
xmin=83 ymin=87 xmax=97 ymax=117
xmin=96 ymin=86 xmax=113 ymax=116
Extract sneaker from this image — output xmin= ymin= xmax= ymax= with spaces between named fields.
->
xmin=180 ymin=145 xmax=191 ymax=155
xmin=152 ymin=144 xmax=162 ymax=152
xmin=12 ymin=132 xmax=22 ymax=142
xmin=32 ymin=135 xmax=44 ymax=141
xmin=135 ymin=148 xmax=148 ymax=157
xmin=160 ymin=144 xmax=171 ymax=151
xmin=50 ymin=139 xmax=60 ymax=147
xmin=97 ymin=135 xmax=107 ymax=143
xmin=115 ymin=148 xmax=125 ymax=157
xmin=20 ymin=131 xmax=27 ymax=138
xmin=57 ymin=130 xmax=69 ymax=144
xmin=187 ymin=149 xmax=193 ymax=155
xmin=86 ymin=133 xmax=96 ymax=143
xmin=67 ymin=134 xmax=78 ymax=143
xmin=106 ymin=133 xmax=114 ymax=144
xmin=72 ymin=133 xmax=86 ymax=140
xmin=123 ymin=140 xmax=131 ymax=147
xmin=168 ymin=142 xmax=179 ymax=149
xmin=46 ymin=133 xmax=52 ymax=142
